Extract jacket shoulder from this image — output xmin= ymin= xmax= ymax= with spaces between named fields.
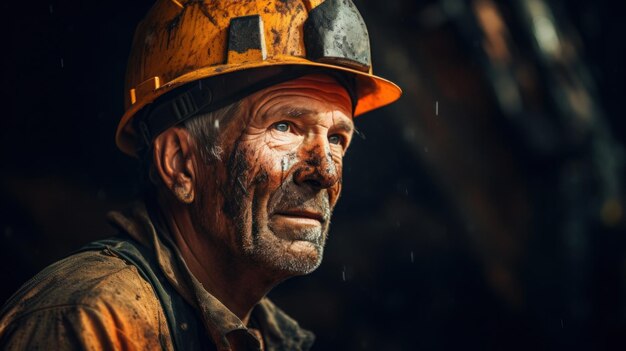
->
xmin=0 ymin=250 xmax=173 ymax=350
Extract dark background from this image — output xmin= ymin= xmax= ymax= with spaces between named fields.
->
xmin=1 ymin=0 xmax=625 ymax=350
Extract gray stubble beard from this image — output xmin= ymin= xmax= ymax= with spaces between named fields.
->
xmin=192 ymin=143 xmax=333 ymax=278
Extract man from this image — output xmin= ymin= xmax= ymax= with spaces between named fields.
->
xmin=0 ymin=0 xmax=400 ymax=350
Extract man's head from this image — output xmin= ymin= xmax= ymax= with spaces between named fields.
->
xmin=152 ymin=74 xmax=353 ymax=276
xmin=117 ymin=0 xmax=401 ymax=281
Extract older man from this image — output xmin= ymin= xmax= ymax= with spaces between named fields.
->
xmin=0 ymin=0 xmax=400 ymax=350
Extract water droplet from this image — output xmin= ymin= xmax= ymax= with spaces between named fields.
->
xmin=213 ymin=119 xmax=219 ymax=129
xmin=354 ymin=127 xmax=366 ymax=140
xmin=49 ymin=4 xmax=53 ymax=14
xmin=60 ymin=58 xmax=64 ymax=68
xmin=435 ymin=100 xmax=439 ymax=116
xmin=410 ymin=251 xmax=414 ymax=263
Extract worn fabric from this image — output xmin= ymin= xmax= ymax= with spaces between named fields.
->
xmin=0 ymin=202 xmax=314 ymax=350
xmin=74 ymin=236 xmax=215 ymax=351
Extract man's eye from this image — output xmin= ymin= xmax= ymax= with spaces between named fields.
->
xmin=328 ymin=134 xmax=344 ymax=145
xmin=272 ymin=122 xmax=290 ymax=132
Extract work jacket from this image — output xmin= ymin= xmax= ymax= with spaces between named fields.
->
xmin=0 ymin=202 xmax=314 ymax=350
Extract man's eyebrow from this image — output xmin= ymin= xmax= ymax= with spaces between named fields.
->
xmin=332 ymin=120 xmax=354 ymax=134
xmin=282 ymin=107 xmax=315 ymax=118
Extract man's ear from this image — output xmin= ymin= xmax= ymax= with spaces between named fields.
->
xmin=153 ymin=127 xmax=196 ymax=204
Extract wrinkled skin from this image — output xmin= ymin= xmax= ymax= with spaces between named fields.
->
xmin=154 ymin=74 xmax=354 ymax=324
xmin=191 ymin=74 xmax=354 ymax=276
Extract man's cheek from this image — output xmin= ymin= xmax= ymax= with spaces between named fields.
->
xmin=227 ymin=143 xmax=263 ymax=186
xmin=223 ymin=143 xmax=254 ymax=218
xmin=327 ymin=179 xmax=343 ymax=208
xmin=247 ymin=148 xmax=276 ymax=187
xmin=257 ymin=149 xmax=297 ymax=187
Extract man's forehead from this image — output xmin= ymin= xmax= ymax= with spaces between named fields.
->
xmin=249 ymin=74 xmax=354 ymax=115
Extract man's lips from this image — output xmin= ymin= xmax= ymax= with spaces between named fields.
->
xmin=272 ymin=210 xmax=325 ymax=223
xmin=269 ymin=208 xmax=327 ymax=241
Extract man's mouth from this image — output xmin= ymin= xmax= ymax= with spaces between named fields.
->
xmin=273 ymin=210 xmax=325 ymax=223
xmin=269 ymin=207 xmax=328 ymax=242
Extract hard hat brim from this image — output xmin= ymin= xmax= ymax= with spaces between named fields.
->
xmin=116 ymin=56 xmax=402 ymax=156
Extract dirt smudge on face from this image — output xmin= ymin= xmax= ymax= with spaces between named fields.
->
xmin=280 ymin=152 xmax=298 ymax=183
xmin=305 ymin=145 xmax=322 ymax=167
xmin=223 ymin=141 xmax=250 ymax=221
xmin=253 ymin=169 xmax=269 ymax=186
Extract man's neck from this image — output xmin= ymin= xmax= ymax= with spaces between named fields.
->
xmin=157 ymin=195 xmax=277 ymax=325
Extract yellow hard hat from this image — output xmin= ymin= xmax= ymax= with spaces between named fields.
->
xmin=117 ymin=0 xmax=402 ymax=156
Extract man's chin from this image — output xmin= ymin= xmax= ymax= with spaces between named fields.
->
xmin=288 ymin=239 xmax=321 ymax=254
xmin=248 ymin=237 xmax=325 ymax=276
xmin=268 ymin=218 xmax=325 ymax=242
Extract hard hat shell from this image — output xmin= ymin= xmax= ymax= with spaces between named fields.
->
xmin=117 ymin=0 xmax=402 ymax=156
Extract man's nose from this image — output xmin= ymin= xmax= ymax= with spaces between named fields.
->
xmin=293 ymin=135 xmax=340 ymax=190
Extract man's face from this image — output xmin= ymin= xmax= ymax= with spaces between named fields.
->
xmin=190 ymin=74 xmax=354 ymax=276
